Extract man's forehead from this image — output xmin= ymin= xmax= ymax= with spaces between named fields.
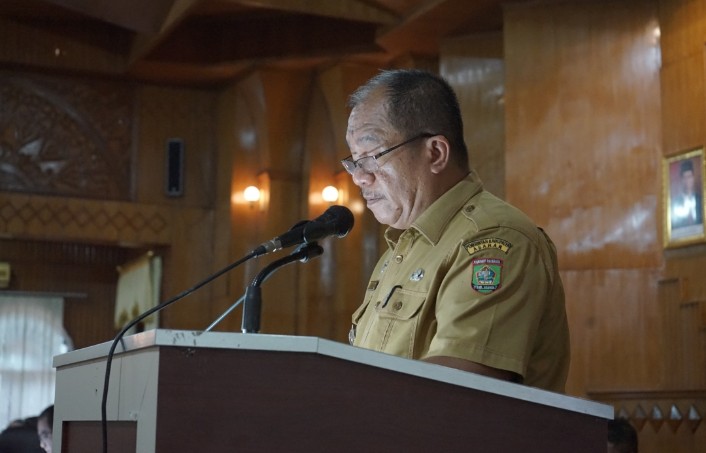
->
xmin=347 ymin=127 xmax=384 ymax=144
xmin=347 ymin=110 xmax=393 ymax=140
xmin=346 ymin=128 xmax=388 ymax=158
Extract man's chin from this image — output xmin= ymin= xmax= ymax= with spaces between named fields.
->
xmin=369 ymin=203 xmax=399 ymax=227
xmin=367 ymin=201 xmax=385 ymax=218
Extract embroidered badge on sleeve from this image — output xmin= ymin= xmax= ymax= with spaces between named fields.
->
xmin=463 ymin=238 xmax=512 ymax=255
xmin=471 ymin=258 xmax=503 ymax=294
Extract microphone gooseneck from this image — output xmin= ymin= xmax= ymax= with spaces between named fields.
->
xmin=242 ymin=242 xmax=324 ymax=333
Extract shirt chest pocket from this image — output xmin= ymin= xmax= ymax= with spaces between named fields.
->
xmin=366 ymin=288 xmax=428 ymax=358
xmin=376 ymin=287 xmax=426 ymax=320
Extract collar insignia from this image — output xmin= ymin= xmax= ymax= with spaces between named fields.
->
xmin=410 ymin=268 xmax=425 ymax=282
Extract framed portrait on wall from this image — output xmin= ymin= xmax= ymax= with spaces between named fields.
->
xmin=663 ymin=147 xmax=706 ymax=247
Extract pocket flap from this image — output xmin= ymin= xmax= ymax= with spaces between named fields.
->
xmin=376 ymin=288 xmax=426 ymax=320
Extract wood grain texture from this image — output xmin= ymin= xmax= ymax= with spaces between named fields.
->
xmin=505 ymin=0 xmax=662 ymax=270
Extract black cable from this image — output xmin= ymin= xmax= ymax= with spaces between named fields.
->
xmin=101 ymin=249 xmax=259 ymax=453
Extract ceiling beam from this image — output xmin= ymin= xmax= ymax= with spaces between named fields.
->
xmin=376 ymin=0 xmax=506 ymax=55
xmin=145 ymin=14 xmax=381 ymax=64
xmin=127 ymin=0 xmax=203 ymax=68
xmin=42 ymin=0 xmax=177 ymax=33
xmin=223 ymin=0 xmax=398 ymax=24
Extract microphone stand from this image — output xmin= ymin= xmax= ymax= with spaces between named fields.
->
xmin=242 ymin=241 xmax=324 ymax=333
xmin=203 ymin=294 xmax=245 ymax=333
xmin=101 ymin=249 xmax=261 ymax=453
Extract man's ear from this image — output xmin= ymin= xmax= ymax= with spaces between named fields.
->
xmin=427 ymin=135 xmax=451 ymax=174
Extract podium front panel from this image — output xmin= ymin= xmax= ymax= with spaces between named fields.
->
xmin=53 ymin=330 xmax=612 ymax=453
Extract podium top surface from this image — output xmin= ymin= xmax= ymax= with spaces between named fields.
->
xmin=54 ymin=329 xmax=612 ymax=419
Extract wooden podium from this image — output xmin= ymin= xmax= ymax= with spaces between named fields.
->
xmin=53 ymin=330 xmax=612 ymax=452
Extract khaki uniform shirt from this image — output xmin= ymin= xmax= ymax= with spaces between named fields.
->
xmin=350 ymin=172 xmax=570 ymax=393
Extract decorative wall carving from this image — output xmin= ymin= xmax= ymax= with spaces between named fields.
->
xmin=588 ymin=390 xmax=705 ymax=436
xmin=0 ymin=194 xmax=171 ymax=245
xmin=0 ymin=71 xmax=134 ymax=200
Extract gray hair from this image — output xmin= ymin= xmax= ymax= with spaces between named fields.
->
xmin=349 ymin=69 xmax=469 ymax=170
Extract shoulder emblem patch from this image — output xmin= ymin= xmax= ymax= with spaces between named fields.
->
xmin=463 ymin=238 xmax=512 ymax=255
xmin=471 ymin=258 xmax=503 ymax=294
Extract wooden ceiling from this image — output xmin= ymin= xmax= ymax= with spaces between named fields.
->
xmin=0 ymin=0 xmax=524 ymax=87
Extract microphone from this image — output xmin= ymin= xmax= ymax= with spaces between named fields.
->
xmin=252 ymin=205 xmax=354 ymax=255
xmin=242 ymin=242 xmax=324 ymax=333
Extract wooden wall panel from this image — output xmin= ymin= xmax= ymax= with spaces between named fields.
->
xmin=660 ymin=54 xmax=705 ymax=152
xmin=135 ymin=86 xmax=217 ymax=208
xmin=658 ymin=276 xmax=706 ymax=389
xmin=503 ymin=1 xmax=706 ymax=451
xmin=209 ymin=81 xmax=257 ymax=331
xmin=562 ymin=268 xmax=663 ymax=396
xmin=297 ymin=77 xmax=341 ymax=339
xmin=117 ymin=85 xmax=218 ymax=331
xmin=505 ymin=0 xmax=662 ymax=270
xmin=504 ymin=0 xmax=664 ymax=392
xmin=208 ymin=70 xmax=314 ymax=335
xmin=440 ymin=33 xmax=506 ymax=199
xmin=295 ymin=64 xmax=383 ymax=342
xmin=659 ymin=0 xmax=706 ymax=65
xmin=658 ymin=0 xmax=706 ymax=410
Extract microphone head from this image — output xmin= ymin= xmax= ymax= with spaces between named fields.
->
xmin=301 ymin=205 xmax=355 ymax=244
xmin=322 ymin=205 xmax=354 ymax=238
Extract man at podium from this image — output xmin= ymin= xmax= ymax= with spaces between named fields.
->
xmin=342 ymin=69 xmax=570 ymax=393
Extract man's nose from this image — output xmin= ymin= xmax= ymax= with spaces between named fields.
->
xmin=351 ymin=167 xmax=373 ymax=186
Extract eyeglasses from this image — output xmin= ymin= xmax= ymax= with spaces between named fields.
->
xmin=341 ymin=133 xmax=436 ymax=175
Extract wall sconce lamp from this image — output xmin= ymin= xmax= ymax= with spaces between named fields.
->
xmin=240 ymin=185 xmax=262 ymax=211
xmin=321 ymin=185 xmax=339 ymax=204
xmin=232 ymin=172 xmax=269 ymax=211
xmin=243 ymin=185 xmax=261 ymax=203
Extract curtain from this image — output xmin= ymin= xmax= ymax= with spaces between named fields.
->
xmin=0 ymin=294 xmax=72 ymax=429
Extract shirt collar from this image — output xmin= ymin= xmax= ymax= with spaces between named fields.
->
xmin=384 ymin=170 xmax=484 ymax=249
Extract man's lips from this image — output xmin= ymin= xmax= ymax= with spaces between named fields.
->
xmin=362 ymin=192 xmax=383 ymax=204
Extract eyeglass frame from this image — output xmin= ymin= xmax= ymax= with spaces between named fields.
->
xmin=340 ymin=132 xmax=437 ymax=175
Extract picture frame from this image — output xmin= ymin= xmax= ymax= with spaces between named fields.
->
xmin=663 ymin=147 xmax=706 ymax=247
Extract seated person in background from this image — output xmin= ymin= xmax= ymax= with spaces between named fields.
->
xmin=0 ymin=416 xmax=43 ymax=453
xmin=607 ymin=417 xmax=638 ymax=453
xmin=344 ymin=69 xmax=570 ymax=392
xmin=37 ymin=406 xmax=53 ymax=453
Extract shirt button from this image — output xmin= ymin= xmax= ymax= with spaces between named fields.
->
xmin=464 ymin=205 xmax=475 ymax=213
xmin=375 ymin=301 xmax=381 ymax=308
xmin=394 ymin=255 xmax=403 ymax=263
xmin=393 ymin=301 xmax=403 ymax=311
